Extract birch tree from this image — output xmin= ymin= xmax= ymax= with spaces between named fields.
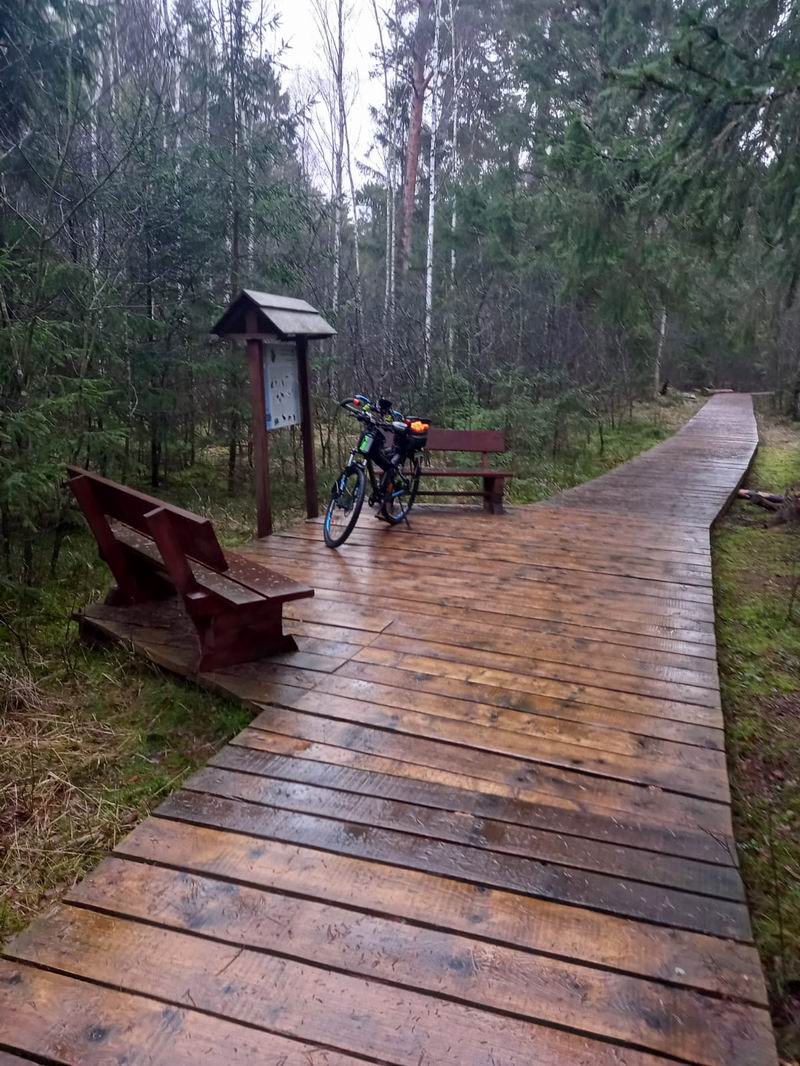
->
xmin=372 ymin=0 xmax=400 ymax=366
xmin=310 ymin=0 xmax=347 ymax=319
xmin=422 ymin=0 xmax=441 ymax=378
xmin=445 ymin=0 xmax=459 ymax=367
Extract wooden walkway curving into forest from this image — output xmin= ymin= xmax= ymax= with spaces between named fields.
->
xmin=1 ymin=394 xmax=778 ymax=1065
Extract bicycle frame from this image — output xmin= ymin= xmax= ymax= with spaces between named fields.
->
xmin=338 ymin=446 xmax=390 ymax=508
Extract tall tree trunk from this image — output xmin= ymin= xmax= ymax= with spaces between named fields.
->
xmin=228 ymin=408 xmax=238 ymax=493
xmin=344 ymin=110 xmax=364 ymax=358
xmin=325 ymin=0 xmax=345 ymax=319
xmin=335 ymin=0 xmax=362 ymax=358
xmin=446 ymin=0 xmax=459 ymax=368
xmin=373 ymin=0 xmax=397 ymax=368
xmin=399 ymin=0 xmax=433 ymax=276
xmin=655 ymin=305 xmax=667 ymax=396
xmin=229 ymin=0 xmax=244 ymax=297
xmin=423 ymin=0 xmax=441 ymax=379
xmin=384 ymin=160 xmax=396 ymax=368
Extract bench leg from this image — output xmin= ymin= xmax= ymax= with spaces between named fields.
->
xmin=194 ymin=606 xmax=297 ymax=673
xmin=483 ymin=476 xmax=505 ymax=514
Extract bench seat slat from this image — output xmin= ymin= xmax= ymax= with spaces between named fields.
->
xmin=218 ymin=549 xmax=313 ymax=603
xmin=113 ymin=525 xmax=311 ymax=606
xmin=112 ymin=524 xmax=264 ymax=606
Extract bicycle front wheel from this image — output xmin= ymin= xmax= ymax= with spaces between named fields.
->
xmin=380 ymin=456 xmax=421 ymax=525
xmin=324 ymin=464 xmax=366 ymax=548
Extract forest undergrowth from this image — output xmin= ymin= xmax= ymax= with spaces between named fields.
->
xmin=0 ymin=394 xmax=698 ymax=943
xmin=714 ymin=410 xmax=800 ymax=1062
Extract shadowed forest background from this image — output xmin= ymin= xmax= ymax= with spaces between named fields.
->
xmin=3 ymin=0 xmax=800 ymax=582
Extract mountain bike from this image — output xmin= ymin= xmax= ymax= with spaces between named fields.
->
xmin=323 ymin=395 xmax=429 ymax=549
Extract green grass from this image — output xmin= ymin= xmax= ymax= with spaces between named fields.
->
xmin=423 ymin=396 xmax=703 ymax=504
xmin=713 ymin=411 xmax=800 ymax=1059
xmin=510 ymin=411 xmax=684 ymax=502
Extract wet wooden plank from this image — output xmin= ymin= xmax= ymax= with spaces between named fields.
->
xmin=280 ymin=518 xmax=715 ymax=567
xmin=229 ymin=728 xmax=737 ymax=863
xmin=247 ymin=540 xmax=719 ymax=613
xmin=352 ymin=646 xmax=723 ymax=718
xmin=369 ymin=631 xmax=721 ymax=699
xmin=308 ymin=582 xmax=721 ymax=645
xmin=66 ymin=859 xmax=775 ymax=1066
xmin=244 ymin=708 xmax=733 ymax=832
xmin=114 ymin=817 xmax=766 ymax=1003
xmin=260 ymin=687 xmax=730 ymax=800
xmin=310 ymin=672 xmax=726 ymax=767
xmin=382 ymin=613 xmax=721 ymax=676
xmin=337 ymin=659 xmax=726 ymax=747
xmin=190 ymin=760 xmax=743 ymax=896
xmin=276 ymin=524 xmax=716 ymax=586
xmin=7 ymin=908 xmax=679 ymax=1066
xmin=154 ymin=789 xmax=750 ymax=936
xmin=0 ymin=958 xmax=358 ymax=1065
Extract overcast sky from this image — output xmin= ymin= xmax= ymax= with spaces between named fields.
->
xmin=270 ymin=0 xmax=384 ymax=186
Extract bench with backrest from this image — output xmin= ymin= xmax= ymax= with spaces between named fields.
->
xmin=66 ymin=466 xmax=313 ymax=672
xmin=417 ymin=429 xmax=512 ymax=514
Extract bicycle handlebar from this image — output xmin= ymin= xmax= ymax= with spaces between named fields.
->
xmin=339 ymin=398 xmax=379 ymax=425
xmin=339 ymin=396 xmax=405 ymax=426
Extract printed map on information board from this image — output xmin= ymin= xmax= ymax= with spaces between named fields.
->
xmin=263 ymin=343 xmax=300 ymax=430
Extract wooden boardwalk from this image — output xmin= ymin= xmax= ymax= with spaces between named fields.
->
xmin=1 ymin=394 xmax=778 ymax=1065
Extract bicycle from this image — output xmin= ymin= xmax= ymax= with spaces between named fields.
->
xmin=323 ymin=395 xmax=429 ymax=548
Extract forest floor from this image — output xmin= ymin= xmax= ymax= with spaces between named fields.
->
xmin=0 ymin=393 xmax=717 ymax=946
xmin=713 ymin=410 xmax=800 ymax=1063
xmin=507 ymin=396 xmax=704 ymax=502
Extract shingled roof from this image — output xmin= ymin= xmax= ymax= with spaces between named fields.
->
xmin=211 ymin=289 xmax=336 ymax=340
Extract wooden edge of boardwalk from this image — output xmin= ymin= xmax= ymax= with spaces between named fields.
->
xmin=1 ymin=394 xmax=779 ymax=1066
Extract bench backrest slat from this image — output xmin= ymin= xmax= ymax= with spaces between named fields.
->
xmin=425 ymin=428 xmax=505 ymax=453
xmin=66 ymin=466 xmax=228 ymax=573
xmin=145 ymin=506 xmax=200 ymax=595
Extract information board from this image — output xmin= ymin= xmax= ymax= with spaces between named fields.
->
xmin=263 ymin=343 xmax=301 ymax=431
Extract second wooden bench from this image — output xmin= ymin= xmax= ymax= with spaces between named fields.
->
xmin=417 ymin=429 xmax=513 ymax=513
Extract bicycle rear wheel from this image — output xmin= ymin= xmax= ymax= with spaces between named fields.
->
xmin=324 ymin=464 xmax=366 ymax=548
xmin=380 ymin=456 xmax=421 ymax=525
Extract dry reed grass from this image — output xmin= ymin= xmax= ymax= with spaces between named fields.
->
xmin=0 ymin=665 xmax=137 ymax=937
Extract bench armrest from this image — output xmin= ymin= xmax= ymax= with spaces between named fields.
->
xmin=223 ymin=549 xmax=314 ymax=603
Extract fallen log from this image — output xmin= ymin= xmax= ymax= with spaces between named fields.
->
xmin=737 ymin=489 xmax=784 ymax=511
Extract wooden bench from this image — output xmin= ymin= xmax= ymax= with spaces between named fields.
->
xmin=66 ymin=466 xmax=313 ymax=672
xmin=417 ymin=429 xmax=512 ymax=514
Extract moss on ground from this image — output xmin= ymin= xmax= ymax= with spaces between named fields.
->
xmin=713 ymin=410 xmax=800 ymax=1060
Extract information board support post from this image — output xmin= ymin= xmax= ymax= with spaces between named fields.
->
xmin=247 ymin=334 xmax=272 ymax=538
xmin=297 ymin=337 xmax=318 ymax=519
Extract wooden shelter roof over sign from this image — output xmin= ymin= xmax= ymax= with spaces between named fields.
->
xmin=211 ymin=289 xmax=336 ymax=340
